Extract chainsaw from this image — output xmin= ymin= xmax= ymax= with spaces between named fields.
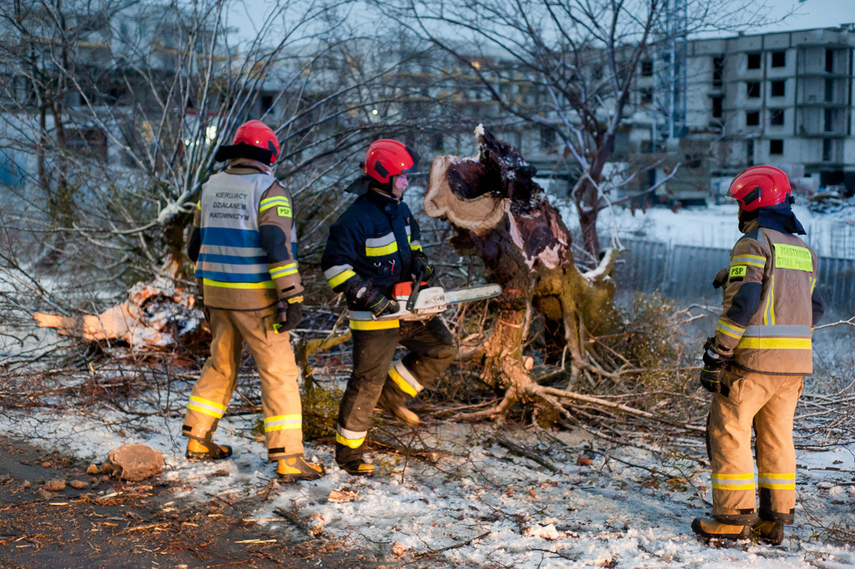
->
xmin=375 ymin=279 xmax=502 ymax=321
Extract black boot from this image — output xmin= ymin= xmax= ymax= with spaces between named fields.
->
xmin=753 ymin=520 xmax=784 ymax=545
xmin=335 ymin=443 xmax=375 ymax=477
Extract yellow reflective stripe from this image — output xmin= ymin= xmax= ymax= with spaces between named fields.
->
xmin=286 ymin=295 xmax=303 ymax=304
xmin=202 ymin=278 xmax=274 ymax=290
xmin=712 ymin=482 xmax=755 ymax=490
xmin=350 ymin=319 xmax=400 ymax=330
xmin=259 ymin=197 xmax=290 ymax=213
xmin=737 ymin=337 xmax=812 ymax=350
xmin=329 ymin=270 xmax=356 ymax=288
xmin=270 ymin=264 xmax=298 ymax=279
xmin=366 ymin=242 xmax=398 ymax=257
xmin=764 ymin=274 xmax=775 ymax=325
xmin=712 ymin=472 xmax=755 ymax=491
xmin=758 ymin=482 xmax=795 ymax=490
xmin=758 ymin=472 xmax=795 ymax=490
xmin=810 ymin=277 xmax=816 ymax=294
xmin=335 ymin=432 xmax=365 ymax=448
xmin=389 ymin=365 xmax=418 ymax=397
xmin=189 ymin=396 xmax=227 ymax=410
xmin=716 ymin=320 xmax=745 ymax=339
xmin=732 ymin=254 xmax=765 ymax=268
xmin=187 ymin=396 xmax=227 ymax=418
xmin=196 ymin=200 xmax=201 ymax=210
xmin=773 ymin=243 xmax=812 ymax=271
xmin=264 ymin=414 xmax=302 ymax=432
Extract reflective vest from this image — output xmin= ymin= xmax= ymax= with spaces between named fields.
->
xmin=195 ymin=171 xmax=280 ymax=310
xmin=714 ymin=226 xmax=819 ymax=375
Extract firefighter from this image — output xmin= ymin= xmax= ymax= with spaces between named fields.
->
xmin=692 ymin=165 xmax=824 ymax=544
xmin=182 ymin=120 xmax=323 ymax=482
xmin=321 ymin=140 xmax=458 ymax=476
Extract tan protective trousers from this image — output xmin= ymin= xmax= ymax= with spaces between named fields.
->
xmin=182 ymin=306 xmax=304 ymax=461
xmin=707 ymin=368 xmax=803 ymax=525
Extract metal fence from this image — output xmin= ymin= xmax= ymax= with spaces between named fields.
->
xmin=614 ymin=238 xmax=855 ymax=316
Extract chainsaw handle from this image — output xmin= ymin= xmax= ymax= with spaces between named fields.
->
xmin=406 ymin=267 xmax=428 ymax=312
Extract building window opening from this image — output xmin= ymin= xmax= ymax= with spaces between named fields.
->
xmin=769 ymin=139 xmax=783 ymax=155
xmin=747 ymin=81 xmax=761 ymax=98
xmin=713 ymin=56 xmax=725 ymax=88
xmin=771 ymin=80 xmax=785 ymax=97
xmin=825 ymin=49 xmax=834 ymax=73
xmin=771 ymin=51 xmax=786 ymax=68
xmin=747 ymin=52 xmax=761 ymax=70
xmin=746 ymin=111 xmax=760 ymax=126
xmin=641 ymin=59 xmax=653 ymax=77
xmin=712 ymin=97 xmax=723 ymax=118
xmin=824 ymin=109 xmax=833 ymax=132
xmin=769 ymin=109 xmax=784 ymax=126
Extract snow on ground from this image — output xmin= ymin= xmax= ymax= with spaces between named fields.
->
xmin=1 ymin=379 xmax=853 ymax=569
xmin=558 ymin=198 xmax=855 ymax=258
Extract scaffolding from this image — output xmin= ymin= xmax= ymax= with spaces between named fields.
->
xmin=652 ymin=0 xmax=688 ymax=150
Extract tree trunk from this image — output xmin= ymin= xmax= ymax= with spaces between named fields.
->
xmin=425 ymin=125 xmax=619 ymax=418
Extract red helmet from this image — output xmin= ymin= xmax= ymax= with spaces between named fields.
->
xmin=364 ymin=139 xmax=419 ymax=184
xmin=215 ymin=120 xmax=280 ymax=164
xmin=727 ymin=165 xmax=791 ymax=211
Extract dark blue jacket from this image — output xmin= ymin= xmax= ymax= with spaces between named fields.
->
xmin=321 ymin=189 xmax=423 ymax=305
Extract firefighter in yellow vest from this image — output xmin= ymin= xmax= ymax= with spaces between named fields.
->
xmin=182 ymin=120 xmax=322 ymax=481
xmin=692 ymin=166 xmax=824 ymax=544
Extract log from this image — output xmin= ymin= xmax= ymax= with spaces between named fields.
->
xmin=33 ymin=278 xmax=204 ymax=348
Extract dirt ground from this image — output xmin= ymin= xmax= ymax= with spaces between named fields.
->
xmin=0 ymin=436 xmax=436 ymax=569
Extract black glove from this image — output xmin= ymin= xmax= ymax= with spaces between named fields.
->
xmin=699 ymin=340 xmax=730 ymax=393
xmin=367 ymin=292 xmax=399 ymax=318
xmin=411 ymin=251 xmax=433 ymax=281
xmin=274 ymin=299 xmax=303 ymax=333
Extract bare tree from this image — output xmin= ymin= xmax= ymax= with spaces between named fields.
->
xmin=380 ymin=0 xmax=782 ymax=262
xmin=0 ymin=0 xmax=436 ymax=306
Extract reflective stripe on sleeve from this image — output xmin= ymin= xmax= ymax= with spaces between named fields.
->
xmin=716 ymin=320 xmax=746 ymax=339
xmin=711 ymin=473 xmax=755 ymax=491
xmin=324 ymin=264 xmax=357 ymax=288
xmin=259 ymin=196 xmax=290 ymax=213
xmin=410 ymin=240 xmax=423 ymax=251
xmin=270 ymin=263 xmax=298 ymax=280
xmin=187 ymin=396 xmax=227 ymax=419
xmin=335 ymin=425 xmax=366 ymax=449
xmin=389 ymin=361 xmax=423 ymax=397
xmin=264 ymin=414 xmax=302 ymax=432
xmin=731 ymin=254 xmax=766 ymax=268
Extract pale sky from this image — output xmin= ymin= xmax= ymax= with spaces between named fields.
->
xmin=756 ymin=0 xmax=854 ymax=32
xmin=225 ymin=0 xmax=854 ymax=45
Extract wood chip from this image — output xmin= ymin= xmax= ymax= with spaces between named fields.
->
xmin=328 ymin=489 xmax=360 ymax=503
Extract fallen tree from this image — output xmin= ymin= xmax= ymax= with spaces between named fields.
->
xmin=425 ymin=125 xmax=657 ymax=424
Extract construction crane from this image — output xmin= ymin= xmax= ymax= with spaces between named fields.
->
xmin=652 ymin=0 xmax=688 ymax=150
